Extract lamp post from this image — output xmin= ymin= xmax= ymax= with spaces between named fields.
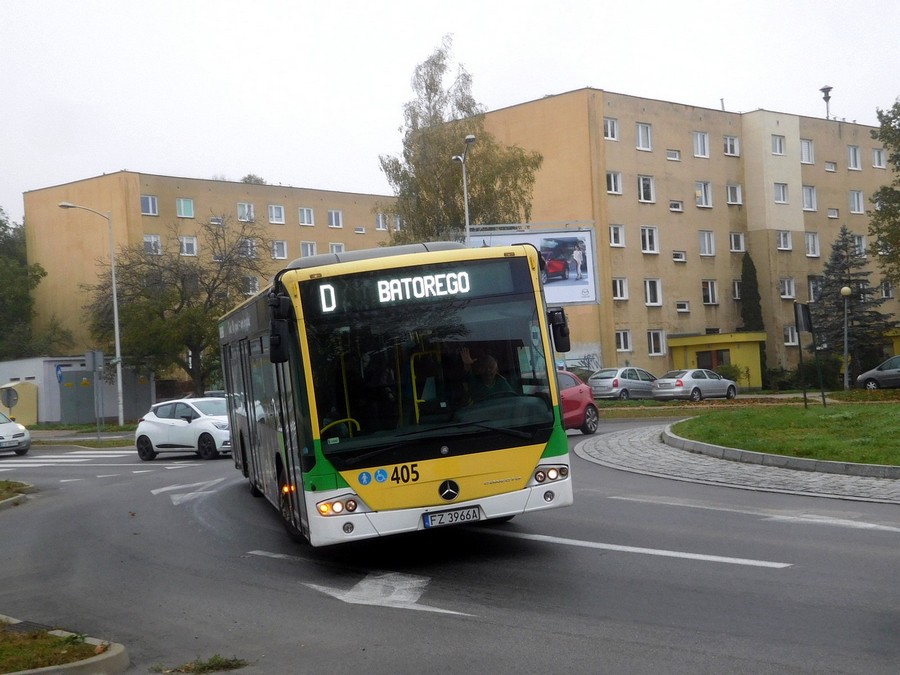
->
xmin=452 ymin=134 xmax=477 ymax=246
xmin=841 ymin=285 xmax=851 ymax=390
xmin=58 ymin=201 xmax=125 ymax=426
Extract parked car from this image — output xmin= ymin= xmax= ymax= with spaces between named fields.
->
xmin=0 ymin=412 xmax=30 ymax=456
xmin=556 ymin=370 xmax=599 ymax=434
xmin=652 ymin=369 xmax=738 ymax=401
xmin=135 ymin=397 xmax=231 ymax=461
xmin=587 ymin=367 xmax=657 ymax=400
xmin=856 ymin=355 xmax=900 ymax=389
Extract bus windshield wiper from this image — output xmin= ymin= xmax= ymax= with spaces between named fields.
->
xmin=396 ymin=420 xmax=534 ymax=440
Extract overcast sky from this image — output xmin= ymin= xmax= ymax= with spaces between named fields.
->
xmin=2 ymin=0 xmax=898 ymax=224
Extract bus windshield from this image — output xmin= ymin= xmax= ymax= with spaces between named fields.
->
xmin=298 ymin=257 xmax=555 ymax=470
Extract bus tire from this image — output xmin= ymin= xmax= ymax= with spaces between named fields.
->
xmin=250 ymin=481 xmax=263 ymax=498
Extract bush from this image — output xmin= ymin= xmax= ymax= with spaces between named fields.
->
xmin=766 ymin=367 xmax=797 ymax=391
xmin=714 ymin=363 xmax=743 ymax=384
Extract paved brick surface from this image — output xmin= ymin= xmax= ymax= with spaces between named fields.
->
xmin=575 ymin=424 xmax=900 ymax=504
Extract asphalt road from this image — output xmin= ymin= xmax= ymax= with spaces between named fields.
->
xmin=1 ymin=426 xmax=898 ymax=674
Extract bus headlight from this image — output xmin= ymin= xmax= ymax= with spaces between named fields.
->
xmin=532 ymin=465 xmax=569 ymax=485
xmin=316 ymin=495 xmax=361 ymax=516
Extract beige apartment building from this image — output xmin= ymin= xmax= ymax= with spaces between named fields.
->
xmin=480 ymin=89 xmax=899 ymax=385
xmin=24 ymin=171 xmax=396 ymax=349
xmin=22 ymin=88 xmax=898 ymax=391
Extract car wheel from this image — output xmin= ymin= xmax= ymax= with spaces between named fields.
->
xmin=726 ymin=386 xmax=737 ymax=400
xmin=618 ymin=389 xmax=630 ymax=400
xmin=863 ymin=379 xmax=879 ymax=390
xmin=689 ymin=388 xmax=703 ymax=402
xmin=14 ymin=448 xmax=28 ymax=456
xmin=580 ymin=404 xmax=599 ymax=435
xmin=197 ymin=433 xmax=219 ymax=460
xmin=136 ymin=435 xmax=158 ymax=461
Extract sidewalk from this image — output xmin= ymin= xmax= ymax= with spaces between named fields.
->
xmin=575 ymin=423 xmax=900 ymax=504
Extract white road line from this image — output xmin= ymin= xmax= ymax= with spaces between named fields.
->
xmin=487 ymin=530 xmax=792 ymax=568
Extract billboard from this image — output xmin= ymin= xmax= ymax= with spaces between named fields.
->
xmin=477 ymin=230 xmax=597 ymax=305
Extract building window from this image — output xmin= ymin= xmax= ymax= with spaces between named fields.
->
xmin=268 ymin=204 xmax=285 ymax=224
xmin=141 ymin=195 xmax=159 ymax=216
xmin=638 ymin=175 xmax=655 ymax=203
xmin=644 ymin=278 xmax=662 ymax=305
xmin=176 ymin=198 xmax=194 ymax=219
xmin=777 ymin=231 xmax=792 ymax=251
xmin=143 ymin=234 xmax=161 ymax=255
xmin=853 ymin=234 xmax=867 ymax=256
xmin=699 ymin=231 xmax=715 ymax=256
xmin=827 ymin=208 xmax=839 ymax=219
xmin=669 ymin=200 xmax=684 ymax=212
xmin=666 ymin=149 xmax=681 ymax=161
xmin=328 ymin=210 xmax=343 ymax=228
xmin=723 ymin=135 xmax=740 ymax=156
xmin=636 ymin=123 xmax=652 ymax=151
xmin=732 ymin=280 xmax=742 ymax=300
xmin=873 ymin=148 xmax=887 ymax=169
xmin=271 ymin=240 xmax=287 ymax=259
xmin=693 ymin=131 xmax=709 ymax=158
xmin=774 ymin=183 xmax=789 ymax=204
xmin=784 ymin=326 xmax=798 ymax=345
xmin=242 ymin=276 xmax=259 ymax=296
xmin=808 ymin=276 xmax=824 ymax=303
xmin=800 ymin=139 xmax=815 ymax=164
xmin=695 ymin=181 xmax=712 ymax=208
xmin=301 ymin=241 xmax=316 ymax=257
xmin=615 ymin=330 xmax=632 ymax=352
xmin=375 ymin=213 xmax=388 ymax=231
xmin=729 ymin=232 xmax=745 ymax=252
xmin=805 ymin=232 xmax=820 ymax=257
xmin=726 ymin=184 xmax=742 ymax=205
xmin=393 ymin=215 xmax=403 ymax=231
xmin=647 ymin=330 xmax=665 ymax=356
xmin=609 ymin=224 xmax=625 ymax=247
xmin=329 ymin=242 xmax=345 ymax=254
xmin=239 ymin=238 xmax=258 ymax=258
xmin=675 ymin=300 xmax=690 ymax=313
xmin=237 ymin=202 xmax=255 ymax=222
xmin=299 ymin=207 xmax=314 ymax=226
xmin=848 ymin=145 xmax=861 ymax=170
xmin=640 ymin=226 xmax=659 ymax=254
xmin=779 ymin=278 xmax=796 ymax=299
xmin=672 ymin=250 xmax=687 ymax=262
xmin=354 ymin=226 xmax=366 ymax=234
xmin=882 ymin=280 xmax=894 ymax=299
xmin=606 ymin=171 xmax=623 ymax=194
xmin=771 ymin=134 xmax=785 ymax=155
xmin=802 ymin=185 xmax=817 ymax=211
xmin=849 ymin=190 xmax=865 ymax=214
xmin=825 ymin=161 xmax=837 ymax=172
xmin=612 ymin=278 xmax=628 ymax=300
xmin=178 ymin=236 xmax=197 ymax=256
xmin=209 ymin=215 xmax=224 ymax=226
xmin=603 ymin=117 xmax=619 ymax=140
xmin=701 ymin=280 xmax=718 ymax=305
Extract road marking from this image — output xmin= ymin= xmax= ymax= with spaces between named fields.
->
xmin=248 ymin=551 xmax=471 ymax=615
xmin=609 ymin=495 xmax=900 ymax=532
xmin=152 ymin=477 xmax=227 ymax=505
xmin=486 ymin=530 xmax=792 ymax=568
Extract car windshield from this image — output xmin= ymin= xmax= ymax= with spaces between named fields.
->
xmin=193 ymin=399 xmax=227 ymax=416
xmin=0 ymin=412 xmax=11 ymax=424
xmin=591 ymin=369 xmax=619 ymax=380
xmin=663 ymin=370 xmax=688 ymax=378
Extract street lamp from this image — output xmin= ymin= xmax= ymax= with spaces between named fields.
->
xmin=841 ymin=285 xmax=852 ymax=390
xmin=58 ymin=201 xmax=125 ymax=426
xmin=452 ymin=134 xmax=477 ymax=246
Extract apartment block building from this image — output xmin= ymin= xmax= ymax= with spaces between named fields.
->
xmin=480 ymin=89 xmax=898 ymax=383
xmin=24 ymin=171 xmax=396 ymax=349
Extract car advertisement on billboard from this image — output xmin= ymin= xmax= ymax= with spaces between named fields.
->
xmin=477 ymin=230 xmax=597 ymax=305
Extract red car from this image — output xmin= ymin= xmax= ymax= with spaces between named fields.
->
xmin=540 ymin=253 xmax=570 ymax=283
xmin=556 ymin=370 xmax=599 ymax=434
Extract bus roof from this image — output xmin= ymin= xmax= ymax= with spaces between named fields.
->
xmin=283 ymin=241 xmax=465 ymax=271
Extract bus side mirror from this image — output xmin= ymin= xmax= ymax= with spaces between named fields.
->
xmin=547 ymin=307 xmax=571 ymax=353
xmin=269 ymin=319 xmax=289 ymax=363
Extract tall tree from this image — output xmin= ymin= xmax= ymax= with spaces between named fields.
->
xmin=83 ymin=215 xmax=272 ymax=393
xmin=739 ymin=252 xmax=764 ymax=330
xmin=868 ymin=99 xmax=900 ymax=283
xmin=379 ymin=35 xmax=543 ymax=245
xmin=0 ymin=207 xmax=72 ymax=359
xmin=809 ymin=225 xmax=895 ymax=380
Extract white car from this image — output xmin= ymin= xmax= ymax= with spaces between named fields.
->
xmin=0 ymin=412 xmax=30 ymax=456
xmin=135 ymin=397 xmax=230 ymax=461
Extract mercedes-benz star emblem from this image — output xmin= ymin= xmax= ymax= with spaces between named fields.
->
xmin=438 ymin=480 xmax=460 ymax=501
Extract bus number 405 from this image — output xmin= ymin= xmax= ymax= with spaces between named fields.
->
xmin=391 ymin=464 xmax=420 ymax=484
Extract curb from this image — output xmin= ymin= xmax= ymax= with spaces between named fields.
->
xmin=0 ymin=483 xmax=36 ymax=512
xmin=662 ymin=426 xmax=900 ymax=479
xmin=0 ymin=615 xmax=129 ymax=674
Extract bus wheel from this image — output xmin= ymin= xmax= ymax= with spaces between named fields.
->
xmin=250 ymin=482 xmax=263 ymax=498
xmin=197 ymin=434 xmax=219 ymax=460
